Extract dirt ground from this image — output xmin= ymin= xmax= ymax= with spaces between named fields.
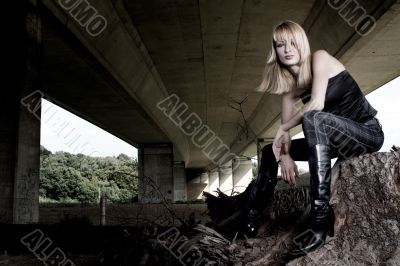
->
xmin=0 ymin=203 xmax=211 ymax=266
xmin=0 ymin=255 xmax=97 ymax=265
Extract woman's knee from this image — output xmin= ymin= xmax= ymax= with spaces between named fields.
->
xmin=302 ymin=111 xmax=339 ymax=147
xmin=302 ymin=110 xmax=320 ymax=130
xmin=302 ymin=110 xmax=333 ymax=131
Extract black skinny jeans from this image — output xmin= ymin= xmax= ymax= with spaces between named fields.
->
xmin=259 ymin=110 xmax=384 ymax=180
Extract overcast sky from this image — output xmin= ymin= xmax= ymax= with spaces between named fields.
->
xmin=40 ymin=100 xmax=138 ymax=158
xmin=41 ymin=75 xmax=399 ymax=159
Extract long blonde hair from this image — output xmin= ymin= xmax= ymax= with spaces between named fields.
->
xmin=259 ymin=20 xmax=312 ymax=95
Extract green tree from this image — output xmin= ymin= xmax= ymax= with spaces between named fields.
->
xmin=40 ymin=147 xmax=138 ymax=203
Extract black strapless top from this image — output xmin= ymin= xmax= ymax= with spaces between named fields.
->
xmin=300 ymin=70 xmax=377 ymax=123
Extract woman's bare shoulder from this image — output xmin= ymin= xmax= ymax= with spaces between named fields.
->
xmin=312 ymin=50 xmax=346 ymax=78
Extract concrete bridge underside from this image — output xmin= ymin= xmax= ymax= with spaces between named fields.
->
xmin=1 ymin=0 xmax=399 ymax=222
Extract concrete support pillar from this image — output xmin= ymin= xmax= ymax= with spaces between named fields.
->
xmin=138 ymin=143 xmax=173 ymax=203
xmin=208 ymin=171 xmax=219 ymax=196
xmin=0 ymin=1 xmax=41 ymax=223
xmin=218 ymin=161 xmax=233 ymax=195
xmin=232 ymin=157 xmax=253 ymax=193
xmin=186 ymin=174 xmax=206 ymax=200
xmin=173 ymin=161 xmax=186 ymax=202
xmin=186 ymin=172 xmax=209 ymax=201
xmin=200 ymin=172 xmax=209 ymax=193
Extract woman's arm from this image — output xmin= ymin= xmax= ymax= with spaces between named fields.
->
xmin=273 ymin=50 xmax=333 ymax=160
xmin=274 ymin=93 xmax=299 ymax=184
xmin=280 ymin=50 xmax=331 ymax=132
xmin=272 ymin=92 xmax=296 ymax=161
xmin=276 ymin=91 xmax=296 ymax=150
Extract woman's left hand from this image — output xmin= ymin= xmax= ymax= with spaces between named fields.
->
xmin=273 ymin=126 xmax=291 ymax=161
xmin=279 ymin=154 xmax=299 ymax=185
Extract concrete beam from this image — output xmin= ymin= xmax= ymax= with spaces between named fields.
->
xmin=40 ymin=0 xmax=191 ymax=164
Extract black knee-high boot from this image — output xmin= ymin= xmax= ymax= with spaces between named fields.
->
xmin=242 ymin=170 xmax=277 ymax=238
xmin=291 ymin=144 xmax=335 ymax=256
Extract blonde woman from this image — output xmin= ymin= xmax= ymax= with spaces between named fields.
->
xmin=243 ymin=20 xmax=384 ymax=256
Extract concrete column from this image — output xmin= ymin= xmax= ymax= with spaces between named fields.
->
xmin=186 ymin=174 xmax=206 ymax=200
xmin=208 ymin=171 xmax=219 ymax=196
xmin=186 ymin=172 xmax=210 ymax=200
xmin=173 ymin=161 xmax=186 ymax=202
xmin=232 ymin=157 xmax=253 ymax=193
xmin=0 ymin=1 xmax=41 ymax=223
xmin=218 ymin=161 xmax=233 ymax=195
xmin=138 ymin=143 xmax=173 ymax=203
xmin=200 ymin=172 xmax=209 ymax=193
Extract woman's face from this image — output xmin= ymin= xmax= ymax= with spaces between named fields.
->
xmin=275 ymin=40 xmax=300 ymax=67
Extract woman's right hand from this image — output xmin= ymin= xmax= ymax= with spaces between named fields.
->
xmin=279 ymin=154 xmax=299 ymax=186
xmin=272 ymin=126 xmax=291 ymax=161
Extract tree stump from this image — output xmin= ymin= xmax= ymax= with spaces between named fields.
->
xmin=288 ymin=151 xmax=400 ymax=265
xmin=195 ymin=151 xmax=400 ymax=265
